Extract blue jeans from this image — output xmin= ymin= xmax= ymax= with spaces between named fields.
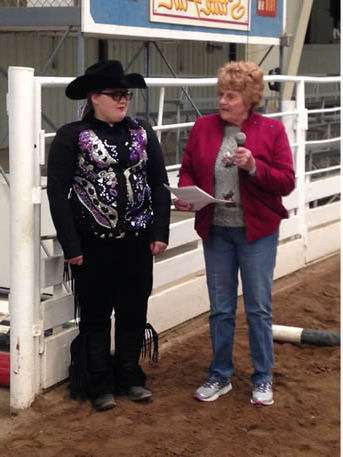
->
xmin=203 ymin=226 xmax=278 ymax=385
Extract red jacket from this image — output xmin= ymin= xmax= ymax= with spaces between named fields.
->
xmin=178 ymin=111 xmax=295 ymax=242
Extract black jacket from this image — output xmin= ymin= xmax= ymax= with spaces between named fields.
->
xmin=47 ymin=115 xmax=170 ymax=259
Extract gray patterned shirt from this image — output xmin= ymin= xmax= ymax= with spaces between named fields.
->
xmin=213 ymin=125 xmax=245 ymax=227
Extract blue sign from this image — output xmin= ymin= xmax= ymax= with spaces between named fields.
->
xmin=82 ymin=0 xmax=284 ymax=45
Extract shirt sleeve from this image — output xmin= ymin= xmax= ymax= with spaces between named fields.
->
xmin=249 ymin=123 xmax=295 ymax=197
xmin=143 ymin=121 xmax=171 ymax=244
xmin=47 ymin=125 xmax=82 ymax=259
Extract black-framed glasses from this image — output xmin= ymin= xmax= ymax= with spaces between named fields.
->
xmin=98 ymin=90 xmax=133 ymax=102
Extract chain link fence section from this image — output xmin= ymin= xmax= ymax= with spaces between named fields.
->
xmin=0 ymin=0 xmax=78 ymax=6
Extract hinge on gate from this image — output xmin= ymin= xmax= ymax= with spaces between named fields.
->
xmin=32 ymin=186 xmax=42 ymax=204
xmin=33 ymin=320 xmax=43 ymax=337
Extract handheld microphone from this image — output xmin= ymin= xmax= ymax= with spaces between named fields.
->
xmin=235 ymin=132 xmax=246 ymax=147
xmin=224 ymin=132 xmax=246 ymax=167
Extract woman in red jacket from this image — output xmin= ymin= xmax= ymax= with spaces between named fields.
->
xmin=175 ymin=61 xmax=295 ymax=406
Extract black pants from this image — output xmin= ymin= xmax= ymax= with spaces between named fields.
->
xmin=72 ymin=232 xmax=153 ymax=398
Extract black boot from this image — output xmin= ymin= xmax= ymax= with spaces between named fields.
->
xmin=126 ymin=386 xmax=152 ymax=402
xmin=69 ymin=333 xmax=89 ymax=400
xmin=91 ymin=393 xmax=116 ymax=411
xmin=86 ymin=330 xmax=114 ymax=409
xmin=113 ymin=323 xmax=158 ymax=400
xmin=69 ymin=331 xmax=114 ymax=411
xmin=113 ymin=326 xmax=147 ymax=393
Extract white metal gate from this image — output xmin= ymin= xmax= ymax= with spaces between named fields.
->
xmin=6 ymin=67 xmax=341 ymax=410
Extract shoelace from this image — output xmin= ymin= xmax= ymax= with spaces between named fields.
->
xmin=254 ymin=383 xmax=272 ymax=393
xmin=203 ymin=379 xmax=224 ymax=389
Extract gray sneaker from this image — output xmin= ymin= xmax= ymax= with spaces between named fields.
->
xmin=194 ymin=377 xmax=232 ymax=402
xmin=251 ymin=382 xmax=274 ymax=406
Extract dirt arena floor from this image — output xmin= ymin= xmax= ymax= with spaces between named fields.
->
xmin=0 ymin=254 xmax=340 ymax=457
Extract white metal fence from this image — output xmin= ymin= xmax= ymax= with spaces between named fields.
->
xmin=6 ymin=67 xmax=341 ymax=411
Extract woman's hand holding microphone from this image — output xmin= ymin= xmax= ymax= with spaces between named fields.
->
xmin=222 ymin=132 xmax=256 ymax=174
xmin=231 ymin=147 xmax=256 ymax=174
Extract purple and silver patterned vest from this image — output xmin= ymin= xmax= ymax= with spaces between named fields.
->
xmin=71 ymin=119 xmax=153 ymax=240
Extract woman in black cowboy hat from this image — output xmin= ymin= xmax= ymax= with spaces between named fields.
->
xmin=47 ymin=60 xmax=171 ymax=411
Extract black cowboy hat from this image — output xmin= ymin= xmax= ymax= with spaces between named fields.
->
xmin=65 ymin=60 xmax=147 ymax=100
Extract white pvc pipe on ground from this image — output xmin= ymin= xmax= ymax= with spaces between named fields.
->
xmin=272 ymin=324 xmax=303 ymax=343
xmin=272 ymin=324 xmax=340 ymax=346
xmin=8 ymin=66 xmax=38 ymax=411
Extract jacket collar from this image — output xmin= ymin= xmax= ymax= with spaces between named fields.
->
xmin=241 ymin=110 xmax=261 ymax=131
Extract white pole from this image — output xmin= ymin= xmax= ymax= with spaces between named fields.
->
xmin=282 ymin=0 xmax=313 ymax=100
xmin=295 ymin=80 xmax=308 ymax=266
xmin=156 ymin=87 xmax=165 ymax=142
xmin=33 ymin=78 xmax=43 ymax=392
xmin=8 ymin=66 xmax=38 ymax=411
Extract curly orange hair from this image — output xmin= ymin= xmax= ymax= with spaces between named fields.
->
xmin=217 ymin=61 xmax=264 ymax=108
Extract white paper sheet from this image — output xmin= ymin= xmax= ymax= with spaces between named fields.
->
xmin=165 ymin=185 xmax=236 ymax=211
